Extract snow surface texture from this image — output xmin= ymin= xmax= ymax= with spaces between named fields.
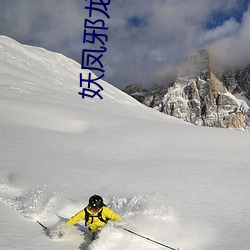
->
xmin=0 ymin=35 xmax=250 ymax=250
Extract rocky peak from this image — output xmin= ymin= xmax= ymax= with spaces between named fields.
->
xmin=123 ymin=49 xmax=250 ymax=130
xmin=122 ymin=84 xmax=147 ymax=103
xmin=123 ymin=83 xmax=147 ymax=95
xmin=177 ymin=48 xmax=210 ymax=78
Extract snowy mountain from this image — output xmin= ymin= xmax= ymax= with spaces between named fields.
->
xmin=124 ymin=49 xmax=250 ymax=130
xmin=0 ymin=36 xmax=250 ymax=250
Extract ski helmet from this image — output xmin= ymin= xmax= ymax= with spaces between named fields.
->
xmin=89 ymin=195 xmax=104 ymax=210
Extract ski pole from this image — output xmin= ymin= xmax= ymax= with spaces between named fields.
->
xmin=122 ymin=227 xmax=180 ymax=250
xmin=37 ymin=220 xmax=48 ymax=231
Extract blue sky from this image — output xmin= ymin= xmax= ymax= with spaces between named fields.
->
xmin=0 ymin=0 xmax=249 ymax=89
xmin=126 ymin=15 xmax=148 ymax=28
xmin=206 ymin=0 xmax=249 ymax=29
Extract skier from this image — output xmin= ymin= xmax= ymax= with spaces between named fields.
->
xmin=66 ymin=194 xmax=122 ymax=239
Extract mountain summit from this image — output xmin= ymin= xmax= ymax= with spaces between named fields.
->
xmin=124 ymin=49 xmax=250 ymax=130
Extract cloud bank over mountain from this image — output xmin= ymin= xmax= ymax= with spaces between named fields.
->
xmin=0 ymin=0 xmax=249 ymax=88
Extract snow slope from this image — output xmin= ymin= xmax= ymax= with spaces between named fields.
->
xmin=0 ymin=35 xmax=250 ymax=250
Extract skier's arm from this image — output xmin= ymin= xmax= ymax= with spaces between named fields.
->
xmin=67 ymin=209 xmax=85 ymax=225
xmin=104 ymin=207 xmax=122 ymax=222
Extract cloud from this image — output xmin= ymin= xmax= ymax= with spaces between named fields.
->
xmin=0 ymin=0 xmax=249 ymax=89
xmin=209 ymin=4 xmax=250 ymax=68
xmin=0 ymin=1 xmax=86 ymax=56
xmin=200 ymin=18 xmax=240 ymax=45
xmin=104 ymin=0 xmax=249 ymax=87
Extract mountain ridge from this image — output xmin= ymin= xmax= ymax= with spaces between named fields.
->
xmin=123 ymin=49 xmax=250 ymax=130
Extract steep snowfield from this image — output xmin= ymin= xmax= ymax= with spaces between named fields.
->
xmin=0 ymin=36 xmax=250 ymax=250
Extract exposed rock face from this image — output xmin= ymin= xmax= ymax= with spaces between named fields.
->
xmin=218 ymin=66 xmax=250 ymax=99
xmin=123 ymin=49 xmax=250 ymax=130
xmin=123 ymin=84 xmax=147 ymax=103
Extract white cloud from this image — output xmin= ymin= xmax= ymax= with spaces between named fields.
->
xmin=200 ymin=17 xmax=240 ymax=45
xmin=0 ymin=0 xmax=249 ymax=88
xmin=209 ymin=5 xmax=250 ymax=68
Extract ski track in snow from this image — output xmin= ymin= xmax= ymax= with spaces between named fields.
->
xmin=0 ymin=180 xmax=211 ymax=250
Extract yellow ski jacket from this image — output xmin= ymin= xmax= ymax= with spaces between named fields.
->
xmin=67 ymin=206 xmax=121 ymax=233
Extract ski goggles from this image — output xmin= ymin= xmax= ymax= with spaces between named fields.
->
xmin=89 ymin=205 xmax=101 ymax=212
